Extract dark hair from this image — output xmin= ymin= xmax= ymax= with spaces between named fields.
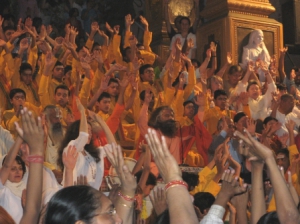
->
xmin=2 ymin=155 xmax=26 ymax=177
xmin=263 ymin=116 xmax=278 ymax=126
xmin=246 ymin=80 xmax=259 ymax=91
xmin=69 ymin=8 xmax=78 ymax=17
xmin=91 ymin=42 xmax=101 ymax=52
xmin=3 ymin=25 xmax=15 ymax=33
xmin=148 ymin=106 xmax=173 ymax=128
xmin=228 ymin=65 xmax=242 ymax=75
xmin=54 ymin=61 xmax=64 ymax=68
xmin=191 ymin=59 xmax=200 ymax=67
xmin=174 ymin=16 xmax=183 ymax=24
xmin=64 ymin=65 xmax=72 ymax=75
xmin=55 ymin=85 xmax=70 ymax=96
xmin=135 ymin=170 xmax=157 ymax=186
xmin=139 ymin=64 xmax=152 ymax=78
xmin=45 ymin=186 xmax=102 ymax=224
xmin=9 ymin=88 xmax=26 ymax=100
xmin=292 ymin=66 xmax=299 ymax=73
xmin=179 ymin=16 xmax=191 ymax=25
xmin=233 ymin=112 xmax=246 ymax=123
xmin=275 ymin=148 xmax=289 ymax=158
xmin=183 ymin=100 xmax=195 ymax=108
xmin=276 ymin=83 xmax=287 ymax=91
xmin=19 ymin=62 xmax=33 ymax=74
xmin=139 ymin=90 xmax=154 ymax=101
xmin=108 ymin=78 xmax=119 ymax=86
xmin=121 ymin=46 xmax=131 ymax=59
xmin=193 ymin=192 xmax=215 ymax=213
xmin=97 ymin=92 xmax=111 ymax=102
xmin=214 ymin=89 xmax=227 ymax=100
xmin=182 ymin=172 xmax=198 ymax=190
xmin=280 ymin=93 xmax=294 ymax=102
xmin=57 ymin=120 xmax=100 ymax=171
xmin=257 ymin=211 xmax=279 ymax=224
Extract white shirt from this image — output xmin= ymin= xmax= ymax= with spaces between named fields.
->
xmin=0 ymin=181 xmax=24 ymax=223
xmin=0 ymin=126 xmax=14 ymax=159
xmin=200 ymin=204 xmax=225 ymax=224
xmin=169 ymin=33 xmax=197 ymax=59
xmin=62 ymin=132 xmax=105 ymax=190
xmin=233 ymin=80 xmax=276 ymax=120
xmin=275 ymin=109 xmax=300 ymax=137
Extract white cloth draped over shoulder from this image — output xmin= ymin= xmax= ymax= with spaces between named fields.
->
xmin=62 ymin=132 xmax=105 ymax=190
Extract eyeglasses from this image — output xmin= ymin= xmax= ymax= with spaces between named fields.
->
xmin=99 ymin=207 xmax=117 ymax=217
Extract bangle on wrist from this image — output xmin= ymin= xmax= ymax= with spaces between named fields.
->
xmin=165 ymin=180 xmax=188 ymax=192
xmin=27 ymin=155 xmax=44 ymax=164
xmin=117 ymin=191 xmax=135 ymax=202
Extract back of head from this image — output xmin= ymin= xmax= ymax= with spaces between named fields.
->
xmin=228 ymin=65 xmax=242 ymax=75
xmin=45 ymin=186 xmax=102 ymax=224
xmin=280 ymin=93 xmax=293 ymax=102
xmin=134 ymin=170 xmax=157 ymax=186
xmin=193 ymin=192 xmax=215 ymax=213
xmin=257 ymin=211 xmax=280 ymax=224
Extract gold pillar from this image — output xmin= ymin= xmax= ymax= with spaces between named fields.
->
xmin=197 ymin=0 xmax=283 ymax=66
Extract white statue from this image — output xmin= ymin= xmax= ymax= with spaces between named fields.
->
xmin=240 ymin=29 xmax=271 ymax=82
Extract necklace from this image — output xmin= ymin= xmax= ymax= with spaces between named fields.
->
xmin=84 ymin=151 xmax=96 ymax=180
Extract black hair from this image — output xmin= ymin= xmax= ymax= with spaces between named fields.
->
xmin=69 ymin=8 xmax=79 ymax=18
xmin=64 ymin=65 xmax=72 ymax=75
xmin=182 ymin=172 xmax=198 ymax=190
xmin=9 ymin=88 xmax=26 ymax=100
xmin=292 ymin=66 xmax=299 ymax=73
xmin=275 ymin=148 xmax=289 ymax=158
xmin=3 ymin=25 xmax=15 ymax=33
xmin=139 ymin=64 xmax=152 ymax=79
xmin=228 ymin=65 xmax=242 ymax=75
xmin=121 ymin=46 xmax=131 ymax=60
xmin=54 ymin=61 xmax=64 ymax=68
xmin=19 ymin=63 xmax=33 ymax=74
xmin=276 ymin=83 xmax=287 ymax=91
xmin=57 ymin=120 xmax=100 ymax=171
xmin=55 ymin=85 xmax=70 ymax=96
xmin=108 ymin=78 xmax=119 ymax=86
xmin=148 ymin=106 xmax=174 ymax=128
xmin=193 ymin=192 xmax=215 ymax=213
xmin=183 ymin=100 xmax=195 ymax=108
xmin=257 ymin=211 xmax=280 ymax=224
xmin=263 ymin=116 xmax=278 ymax=126
xmin=246 ymin=80 xmax=260 ymax=91
xmin=191 ymin=59 xmax=200 ymax=67
xmin=233 ymin=112 xmax=246 ymax=123
xmin=2 ymin=155 xmax=26 ymax=177
xmin=174 ymin=15 xmax=183 ymax=24
xmin=97 ymin=92 xmax=111 ymax=102
xmin=214 ymin=89 xmax=227 ymax=100
xmin=179 ymin=16 xmax=191 ymax=25
xmin=134 ymin=170 xmax=157 ymax=186
xmin=44 ymin=185 xmax=102 ymax=224
xmin=91 ymin=42 xmax=101 ymax=52
xmin=139 ymin=90 xmax=154 ymax=101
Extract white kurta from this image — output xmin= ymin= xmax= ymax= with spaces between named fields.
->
xmin=62 ymin=132 xmax=105 ymax=190
xmin=169 ymin=33 xmax=197 ymax=59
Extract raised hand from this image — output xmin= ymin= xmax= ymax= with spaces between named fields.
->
xmin=76 ymin=97 xmax=85 ymax=113
xmin=139 ymin=15 xmax=148 ymax=28
xmin=246 ymin=118 xmax=256 ymax=136
xmin=149 ymin=187 xmax=168 ymax=216
xmin=145 ymin=129 xmax=182 ymax=183
xmin=63 ymin=145 xmax=78 ymax=171
xmin=144 ymin=89 xmax=153 ymax=105
xmin=285 ymin=119 xmax=295 ymax=132
xmin=279 ymin=47 xmax=288 ymax=56
xmin=175 ymin=38 xmax=182 ymax=52
xmin=125 ymin=14 xmax=134 ymax=28
xmin=278 ymin=133 xmax=289 ymax=147
xmin=105 ymin=22 xmax=114 ymax=34
xmin=103 ymin=143 xmax=137 ymax=195
xmin=0 ymin=39 xmax=6 ymax=47
xmin=91 ymin=21 xmax=99 ymax=33
xmin=14 ymin=107 xmax=44 ymax=154
xmin=227 ymin=52 xmax=232 ymax=64
xmin=220 ymin=170 xmax=247 ymax=198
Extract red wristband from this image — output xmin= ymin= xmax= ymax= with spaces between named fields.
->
xmin=165 ymin=180 xmax=188 ymax=192
xmin=27 ymin=155 xmax=44 ymax=164
xmin=117 ymin=191 xmax=136 ymax=202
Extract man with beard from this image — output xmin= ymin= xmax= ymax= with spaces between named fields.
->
xmin=138 ymin=90 xmax=207 ymax=164
xmin=43 ymin=105 xmax=64 ymax=170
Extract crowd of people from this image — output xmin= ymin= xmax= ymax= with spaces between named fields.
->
xmin=0 ymin=0 xmax=300 ymax=223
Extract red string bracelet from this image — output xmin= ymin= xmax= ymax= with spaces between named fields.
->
xmin=27 ymin=155 xmax=44 ymax=164
xmin=117 ymin=191 xmax=136 ymax=202
xmin=165 ymin=180 xmax=188 ymax=192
